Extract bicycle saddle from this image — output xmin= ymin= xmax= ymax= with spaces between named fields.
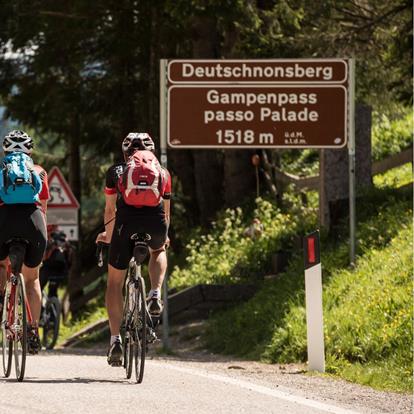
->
xmin=130 ymin=233 xmax=151 ymax=242
xmin=6 ymin=238 xmax=29 ymax=275
xmin=131 ymin=233 xmax=151 ymax=265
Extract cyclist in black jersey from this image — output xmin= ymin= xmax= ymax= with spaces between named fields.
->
xmin=96 ymin=132 xmax=171 ymax=366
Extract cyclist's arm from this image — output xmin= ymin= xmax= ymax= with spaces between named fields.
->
xmin=104 ymin=193 xmax=117 ymax=242
xmin=163 ymin=199 xmax=170 ymax=225
xmin=37 ymin=167 xmax=49 ymax=214
xmin=40 ymin=199 xmax=48 ymax=214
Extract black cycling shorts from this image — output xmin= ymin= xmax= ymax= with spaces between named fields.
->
xmin=0 ymin=205 xmax=47 ymax=268
xmin=109 ymin=214 xmax=168 ymax=270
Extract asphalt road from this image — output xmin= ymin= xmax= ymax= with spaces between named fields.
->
xmin=0 ymin=351 xmax=370 ymax=414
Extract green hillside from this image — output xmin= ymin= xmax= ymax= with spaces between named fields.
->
xmin=201 ymin=182 xmax=412 ymax=393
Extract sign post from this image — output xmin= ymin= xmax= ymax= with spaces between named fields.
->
xmin=303 ymin=230 xmax=325 ymax=372
xmin=348 ymin=59 xmax=356 ymax=265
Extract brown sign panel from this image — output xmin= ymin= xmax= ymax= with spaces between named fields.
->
xmin=168 ymin=86 xmax=347 ymax=148
xmin=168 ymin=59 xmax=348 ymax=84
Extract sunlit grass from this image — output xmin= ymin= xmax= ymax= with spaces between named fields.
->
xmin=374 ymin=163 xmax=413 ymax=189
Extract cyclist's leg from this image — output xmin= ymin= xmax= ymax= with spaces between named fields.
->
xmin=106 ymin=220 xmax=132 ymax=365
xmin=0 ymin=259 xmax=7 ymax=293
xmin=148 ymin=213 xmax=168 ymax=289
xmin=0 ymin=208 xmax=8 ymax=298
xmin=148 ymin=246 xmax=167 ymax=292
xmin=106 ymin=265 xmax=127 ymax=336
xmin=145 ymin=215 xmax=168 ymax=314
xmin=107 ymin=219 xmax=132 ymax=336
xmin=0 ymin=258 xmax=7 ymax=313
xmin=22 ymin=265 xmax=42 ymax=323
xmin=23 ymin=208 xmax=47 ymax=325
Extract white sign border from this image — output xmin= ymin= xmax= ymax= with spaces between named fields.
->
xmin=167 ymin=84 xmax=348 ymax=149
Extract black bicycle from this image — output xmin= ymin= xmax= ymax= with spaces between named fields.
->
xmin=97 ymin=233 xmax=158 ymax=384
xmin=39 ymin=279 xmax=61 ymax=350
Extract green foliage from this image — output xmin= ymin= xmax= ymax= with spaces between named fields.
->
xmin=372 ymin=110 xmax=413 ymax=161
xmin=58 ymin=297 xmax=107 ymax=346
xmin=170 ymin=196 xmax=317 ymax=289
xmin=374 ymin=163 xmax=413 ymax=189
xmin=205 ymin=188 xmax=412 ymax=392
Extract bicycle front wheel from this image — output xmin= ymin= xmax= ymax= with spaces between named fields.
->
xmin=134 ymin=276 xmax=146 ymax=384
xmin=42 ymin=297 xmax=60 ymax=350
xmin=1 ymin=284 xmax=12 ymax=377
xmin=14 ymin=274 xmax=27 ymax=382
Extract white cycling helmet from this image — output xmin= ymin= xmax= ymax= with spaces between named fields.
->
xmin=3 ymin=130 xmax=34 ymax=154
xmin=122 ymin=132 xmax=155 ymax=156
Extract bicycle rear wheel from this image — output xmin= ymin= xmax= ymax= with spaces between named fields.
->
xmin=42 ymin=297 xmax=60 ymax=350
xmin=134 ymin=276 xmax=146 ymax=384
xmin=1 ymin=285 xmax=12 ymax=377
xmin=122 ymin=281 xmax=133 ymax=379
xmin=14 ymin=274 xmax=27 ymax=382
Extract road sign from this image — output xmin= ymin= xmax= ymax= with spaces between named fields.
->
xmin=168 ymin=85 xmax=346 ymax=148
xmin=164 ymin=59 xmax=349 ymax=149
xmin=168 ymin=59 xmax=347 ymax=84
xmin=47 ymin=166 xmax=80 ymax=208
xmin=55 ymin=224 xmax=78 ymax=242
xmin=46 ymin=166 xmax=79 ymax=241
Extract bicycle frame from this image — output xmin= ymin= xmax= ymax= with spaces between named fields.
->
xmin=5 ymin=264 xmax=33 ymax=342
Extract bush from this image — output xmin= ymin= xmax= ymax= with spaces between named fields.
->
xmin=169 ymin=196 xmax=317 ymax=290
xmin=371 ymin=110 xmax=412 ymax=161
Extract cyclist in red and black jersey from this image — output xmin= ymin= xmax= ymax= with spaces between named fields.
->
xmin=96 ymin=132 xmax=171 ymax=366
xmin=0 ymin=130 xmax=49 ymax=354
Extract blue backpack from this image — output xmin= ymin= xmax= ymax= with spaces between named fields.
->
xmin=0 ymin=152 xmax=42 ymax=204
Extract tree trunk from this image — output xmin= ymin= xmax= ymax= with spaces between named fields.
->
xmin=68 ymin=113 xmax=82 ymax=316
xmin=224 ymin=150 xmax=256 ymax=207
xmin=191 ymin=15 xmax=224 ymax=224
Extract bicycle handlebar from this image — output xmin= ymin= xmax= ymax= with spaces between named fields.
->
xmin=96 ymin=241 xmax=109 ymax=268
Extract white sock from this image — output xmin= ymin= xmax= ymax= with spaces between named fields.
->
xmin=148 ymin=289 xmax=161 ymax=300
xmin=110 ymin=335 xmax=121 ymax=346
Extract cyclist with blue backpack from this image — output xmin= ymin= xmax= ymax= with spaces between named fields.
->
xmin=0 ymin=130 xmax=49 ymax=354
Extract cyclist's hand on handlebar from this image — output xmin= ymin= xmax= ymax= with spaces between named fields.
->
xmin=96 ymin=231 xmax=109 ymax=244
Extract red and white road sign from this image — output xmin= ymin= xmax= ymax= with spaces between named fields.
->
xmin=47 ymin=167 xmax=80 ymax=209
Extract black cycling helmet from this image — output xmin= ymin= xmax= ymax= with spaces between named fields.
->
xmin=2 ymin=130 xmax=34 ymax=154
xmin=122 ymin=132 xmax=155 ymax=157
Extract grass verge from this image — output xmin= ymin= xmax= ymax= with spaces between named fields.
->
xmin=203 ymin=181 xmax=412 ymax=393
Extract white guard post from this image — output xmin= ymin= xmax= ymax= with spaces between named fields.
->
xmin=159 ymin=59 xmax=170 ymax=350
xmin=303 ymin=231 xmax=325 ymax=372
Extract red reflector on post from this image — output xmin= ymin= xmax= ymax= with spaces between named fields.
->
xmin=307 ymin=237 xmax=316 ymax=263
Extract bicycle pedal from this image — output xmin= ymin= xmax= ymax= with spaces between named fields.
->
xmin=146 ymin=329 xmax=159 ymax=344
xmin=110 ymin=361 xmax=123 ymax=367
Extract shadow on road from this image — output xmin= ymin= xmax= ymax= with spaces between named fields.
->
xmin=1 ymin=377 xmax=129 ymax=384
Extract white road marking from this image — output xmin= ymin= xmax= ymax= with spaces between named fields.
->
xmin=150 ymin=361 xmax=361 ymax=414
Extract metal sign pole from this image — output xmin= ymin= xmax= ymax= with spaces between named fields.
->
xmin=348 ymin=58 xmax=356 ymax=265
xmin=159 ymin=59 xmax=170 ymax=350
